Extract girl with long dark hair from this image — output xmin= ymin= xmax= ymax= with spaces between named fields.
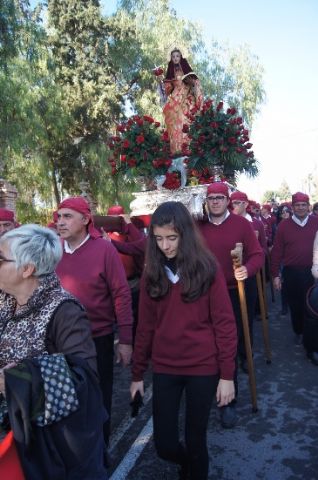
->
xmin=130 ymin=201 xmax=237 ymax=480
xmin=162 ymin=49 xmax=203 ymax=155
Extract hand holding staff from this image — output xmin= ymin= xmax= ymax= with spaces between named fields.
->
xmin=231 ymin=243 xmax=258 ymax=413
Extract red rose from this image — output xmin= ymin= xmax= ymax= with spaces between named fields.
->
xmin=154 ymin=121 xmax=161 ymax=128
xmin=128 ymin=159 xmax=137 ymax=167
xmin=153 ymin=67 xmax=164 ymax=76
xmin=216 ymin=101 xmax=223 ymax=111
xmin=245 ymin=143 xmax=253 ymax=149
xmin=236 ymin=117 xmax=243 ymax=124
xmin=120 ymin=155 xmax=127 ymax=162
xmin=116 ymin=124 xmax=126 ymax=132
xmin=228 ymin=137 xmax=237 ymax=145
xmin=136 ymin=135 xmax=145 ymax=144
xmin=209 ymin=122 xmax=218 ymax=129
xmin=161 ymin=131 xmax=170 ymax=142
xmin=122 ymin=139 xmax=130 ymax=148
xmin=143 ymin=115 xmax=154 ymax=123
xmin=136 ymin=119 xmax=144 ymax=127
xmin=182 ymin=124 xmax=189 ymax=133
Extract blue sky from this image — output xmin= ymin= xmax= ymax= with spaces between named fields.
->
xmin=103 ymin=0 xmax=318 ymax=200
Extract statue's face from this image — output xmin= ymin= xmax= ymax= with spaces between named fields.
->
xmin=171 ymin=51 xmax=181 ymax=65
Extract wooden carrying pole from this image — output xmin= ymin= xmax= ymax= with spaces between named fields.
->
xmin=231 ymin=243 xmax=258 ymax=412
xmin=256 ymin=271 xmax=272 ymax=364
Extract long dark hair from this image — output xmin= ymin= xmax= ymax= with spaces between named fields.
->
xmin=144 ymin=201 xmax=217 ymax=302
xmin=165 ymin=49 xmax=197 ymax=81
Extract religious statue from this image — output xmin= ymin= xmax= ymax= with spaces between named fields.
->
xmin=157 ymin=49 xmax=203 ymax=155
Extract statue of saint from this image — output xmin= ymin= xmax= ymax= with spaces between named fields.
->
xmin=160 ymin=49 xmax=203 ymax=155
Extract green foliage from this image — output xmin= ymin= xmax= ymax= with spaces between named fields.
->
xmin=1 ymin=0 xmax=266 ymax=216
xmin=262 ymin=190 xmax=279 ymax=204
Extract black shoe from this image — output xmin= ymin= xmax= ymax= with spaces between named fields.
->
xmin=220 ymin=404 xmax=237 ymax=429
xmin=307 ymin=351 xmax=318 ymax=366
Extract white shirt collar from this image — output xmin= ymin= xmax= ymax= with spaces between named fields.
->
xmin=64 ymin=234 xmax=90 ymax=254
xmin=208 ymin=209 xmax=230 ymax=225
xmin=292 ymin=214 xmax=309 ymax=227
xmin=244 ymin=213 xmax=253 ymax=222
xmin=164 ymin=266 xmax=180 ymax=284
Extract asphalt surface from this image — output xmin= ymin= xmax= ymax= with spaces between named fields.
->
xmin=108 ymin=291 xmax=318 ymax=480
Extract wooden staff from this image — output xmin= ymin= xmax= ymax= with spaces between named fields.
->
xmin=253 ymin=230 xmax=271 ymax=362
xmin=231 ymin=243 xmax=258 ymax=413
xmin=261 ymin=264 xmax=269 ymax=318
xmin=256 ymin=271 xmax=272 ymax=364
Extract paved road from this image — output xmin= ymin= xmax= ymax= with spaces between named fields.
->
xmin=108 ymin=292 xmax=318 ymax=480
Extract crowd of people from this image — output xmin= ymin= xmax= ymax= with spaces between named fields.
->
xmin=0 ymin=183 xmax=318 ymax=479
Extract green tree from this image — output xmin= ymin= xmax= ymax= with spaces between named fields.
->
xmin=262 ymin=190 xmax=278 ymax=204
xmin=277 ymin=180 xmax=291 ymax=201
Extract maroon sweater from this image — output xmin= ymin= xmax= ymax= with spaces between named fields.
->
xmin=132 ymin=267 xmax=237 ymax=381
xmin=271 ymin=215 xmax=318 ymax=277
xmin=197 ymin=213 xmax=264 ymax=289
xmin=56 ymin=237 xmax=133 ymax=344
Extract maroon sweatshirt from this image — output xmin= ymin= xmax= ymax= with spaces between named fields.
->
xmin=197 ymin=213 xmax=264 ymax=289
xmin=271 ymin=215 xmax=318 ymax=277
xmin=132 ymin=267 xmax=237 ymax=381
xmin=56 ymin=237 xmax=133 ymax=344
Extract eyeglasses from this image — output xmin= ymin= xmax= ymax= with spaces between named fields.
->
xmin=206 ymin=195 xmax=227 ymax=202
xmin=0 ymin=257 xmax=15 ymax=264
xmin=232 ymin=201 xmax=243 ymax=206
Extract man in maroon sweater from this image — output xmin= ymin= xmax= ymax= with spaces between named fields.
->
xmin=198 ymin=182 xmax=264 ymax=428
xmin=55 ymin=197 xmax=133 ymax=449
xmin=271 ymin=192 xmax=318 ymax=359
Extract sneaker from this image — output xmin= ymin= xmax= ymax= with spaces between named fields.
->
xmin=220 ymin=404 xmax=237 ymax=429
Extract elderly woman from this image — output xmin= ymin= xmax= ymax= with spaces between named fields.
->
xmin=0 ymin=225 xmax=107 ymax=479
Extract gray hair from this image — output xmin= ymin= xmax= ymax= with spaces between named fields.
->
xmin=1 ymin=224 xmax=62 ymax=276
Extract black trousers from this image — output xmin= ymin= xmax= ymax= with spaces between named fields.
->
xmin=282 ymin=266 xmax=314 ymax=335
xmin=229 ymin=276 xmax=257 ymax=360
xmin=152 ymin=373 xmax=218 ymax=480
xmin=93 ymin=333 xmax=114 ymax=447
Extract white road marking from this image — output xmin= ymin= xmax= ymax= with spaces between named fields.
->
xmin=109 ymin=416 xmax=153 ymax=480
xmin=109 ymin=385 xmax=152 ymax=453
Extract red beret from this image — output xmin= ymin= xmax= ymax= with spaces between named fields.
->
xmin=207 ymin=182 xmax=229 ymax=197
xmin=0 ymin=208 xmax=14 ymax=222
xmin=107 ymin=205 xmax=125 ymax=215
xmin=292 ymin=192 xmax=309 ymax=204
xmin=230 ymin=191 xmax=248 ymax=202
xmin=262 ymin=204 xmax=271 ymax=212
xmin=58 ymin=196 xmax=101 ymax=239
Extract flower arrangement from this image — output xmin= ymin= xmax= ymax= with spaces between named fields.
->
xmin=108 ymin=115 xmax=172 ymax=179
xmin=184 ymin=99 xmax=258 ymax=182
